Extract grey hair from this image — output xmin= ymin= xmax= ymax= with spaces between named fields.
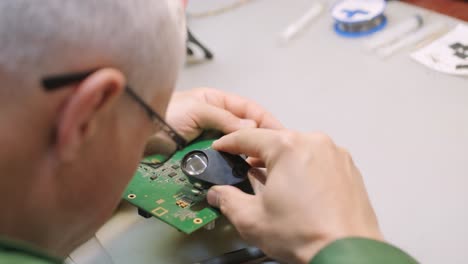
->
xmin=0 ymin=0 xmax=186 ymax=98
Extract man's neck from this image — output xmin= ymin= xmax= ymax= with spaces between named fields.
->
xmin=0 ymin=138 xmax=67 ymax=257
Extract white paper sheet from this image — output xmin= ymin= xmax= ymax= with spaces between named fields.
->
xmin=411 ymin=24 xmax=468 ymax=77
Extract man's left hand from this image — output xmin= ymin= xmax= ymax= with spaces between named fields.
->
xmin=162 ymin=88 xmax=283 ymax=142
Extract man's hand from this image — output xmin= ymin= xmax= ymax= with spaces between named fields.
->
xmin=207 ymin=129 xmax=383 ymax=264
xmin=162 ymin=88 xmax=282 ymax=142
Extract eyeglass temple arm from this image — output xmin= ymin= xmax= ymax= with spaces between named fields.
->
xmin=41 ymin=72 xmax=187 ymax=150
xmin=124 ymin=86 xmax=187 ymax=150
xmin=42 ymin=70 xmax=95 ymax=91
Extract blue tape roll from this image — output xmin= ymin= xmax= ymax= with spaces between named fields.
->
xmin=334 ymin=15 xmax=387 ymax=38
xmin=331 ymin=0 xmax=387 ymax=38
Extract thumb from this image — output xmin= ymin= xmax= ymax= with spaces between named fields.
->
xmin=207 ymin=185 xmax=257 ymax=226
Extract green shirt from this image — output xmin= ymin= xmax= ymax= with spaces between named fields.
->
xmin=0 ymin=236 xmax=417 ymax=264
xmin=0 ymin=237 xmax=62 ymax=264
xmin=310 ymin=237 xmax=418 ymax=264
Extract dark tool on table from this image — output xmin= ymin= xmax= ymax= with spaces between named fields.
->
xmin=193 ymin=246 xmax=279 ymax=264
xmin=187 ymin=28 xmax=214 ymax=60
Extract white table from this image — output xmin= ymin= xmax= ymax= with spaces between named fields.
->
xmin=70 ymin=1 xmax=468 ymax=263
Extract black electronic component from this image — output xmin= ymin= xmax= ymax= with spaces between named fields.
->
xmin=137 ymin=208 xmax=152 ymax=219
xmin=168 ymin=172 xmax=178 ymax=178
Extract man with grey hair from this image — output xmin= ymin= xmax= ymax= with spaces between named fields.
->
xmin=0 ymin=0 xmax=278 ymax=261
xmin=0 ymin=1 xmax=418 ymax=264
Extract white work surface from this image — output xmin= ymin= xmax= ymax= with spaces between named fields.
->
xmin=69 ymin=1 xmax=468 ymax=264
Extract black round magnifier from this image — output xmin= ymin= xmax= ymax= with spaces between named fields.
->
xmin=181 ymin=149 xmax=250 ymax=185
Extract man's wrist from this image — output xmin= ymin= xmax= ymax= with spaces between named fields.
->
xmin=295 ymin=237 xmax=331 ymax=264
xmin=295 ymin=231 xmax=385 ymax=264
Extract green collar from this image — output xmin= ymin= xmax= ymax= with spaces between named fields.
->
xmin=0 ymin=236 xmax=62 ymax=264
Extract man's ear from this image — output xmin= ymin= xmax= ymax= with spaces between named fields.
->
xmin=55 ymin=68 xmax=126 ymax=162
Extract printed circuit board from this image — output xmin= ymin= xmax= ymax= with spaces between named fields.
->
xmin=123 ymin=139 xmax=220 ymax=234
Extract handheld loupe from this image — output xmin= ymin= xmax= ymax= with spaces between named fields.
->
xmin=181 ymin=149 xmax=250 ymax=185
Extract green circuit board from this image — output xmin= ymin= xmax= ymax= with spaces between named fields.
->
xmin=123 ymin=139 xmax=220 ymax=234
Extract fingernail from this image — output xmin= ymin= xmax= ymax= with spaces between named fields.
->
xmin=239 ymin=119 xmax=257 ymax=128
xmin=207 ymin=188 xmax=220 ymax=207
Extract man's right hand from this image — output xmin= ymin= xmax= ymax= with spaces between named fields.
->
xmin=207 ymin=129 xmax=383 ymax=264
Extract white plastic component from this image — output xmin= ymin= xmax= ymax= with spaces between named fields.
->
xmin=376 ymin=22 xmax=447 ymax=58
xmin=365 ymin=14 xmax=424 ymax=50
xmin=68 ymin=236 xmax=114 ymax=264
xmin=204 ymin=220 xmax=216 ymax=230
xmin=280 ymin=2 xmax=324 ymax=42
xmin=332 ymin=0 xmax=385 ymax=23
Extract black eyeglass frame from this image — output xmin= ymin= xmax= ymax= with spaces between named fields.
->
xmin=41 ymin=69 xmax=187 ymax=152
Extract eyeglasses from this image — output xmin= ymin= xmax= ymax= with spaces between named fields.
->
xmin=41 ymin=69 xmax=187 ymax=165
